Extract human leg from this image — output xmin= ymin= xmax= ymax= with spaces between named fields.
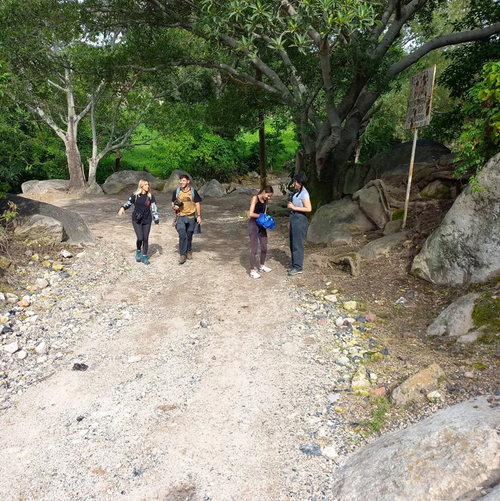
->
xmin=289 ymin=213 xmax=308 ymax=272
xmin=186 ymin=217 xmax=195 ymax=252
xmin=132 ymin=220 xmax=144 ymax=258
xmin=141 ymin=223 xmax=151 ymax=257
xmin=248 ymin=219 xmax=259 ymax=270
xmin=176 ymin=217 xmax=189 ymax=256
xmin=258 ymin=227 xmax=271 ymax=272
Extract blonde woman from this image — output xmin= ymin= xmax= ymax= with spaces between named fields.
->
xmin=118 ymin=179 xmax=159 ymax=265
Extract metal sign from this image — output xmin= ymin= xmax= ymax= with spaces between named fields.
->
xmin=404 ymin=65 xmax=436 ymax=130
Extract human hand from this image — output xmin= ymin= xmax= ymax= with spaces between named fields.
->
xmin=118 ymin=207 xmax=125 ymax=215
xmin=287 ymin=202 xmax=295 ymax=210
xmin=196 ymin=216 xmax=202 ymax=225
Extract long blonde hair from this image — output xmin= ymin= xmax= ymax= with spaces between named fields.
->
xmin=134 ymin=179 xmax=152 ymax=198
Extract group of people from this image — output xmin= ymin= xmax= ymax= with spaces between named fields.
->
xmin=118 ymin=174 xmax=201 ymax=265
xmin=118 ymin=172 xmax=311 ymax=276
xmin=248 ymin=172 xmax=311 ymax=278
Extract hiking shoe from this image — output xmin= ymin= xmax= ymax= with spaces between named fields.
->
xmin=259 ymin=265 xmax=272 ymax=273
xmin=179 ymin=255 xmax=187 ymax=265
xmin=136 ymin=250 xmax=141 ymax=262
xmin=288 ymin=268 xmax=303 ymax=276
xmin=186 ymin=251 xmax=193 ymax=260
xmin=250 ymin=270 xmax=261 ymax=279
xmin=142 ymin=255 xmax=150 ymax=265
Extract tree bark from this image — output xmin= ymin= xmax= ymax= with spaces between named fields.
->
xmin=65 ymin=136 xmax=86 ymax=192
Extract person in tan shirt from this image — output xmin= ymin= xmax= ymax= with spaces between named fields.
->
xmin=171 ymin=174 xmax=202 ymax=264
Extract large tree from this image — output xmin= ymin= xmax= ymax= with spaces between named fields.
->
xmin=86 ymin=0 xmax=500 ymax=204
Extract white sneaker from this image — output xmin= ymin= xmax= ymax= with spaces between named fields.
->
xmin=250 ymin=270 xmax=261 ymax=279
xmin=259 ymin=265 xmax=272 ymax=273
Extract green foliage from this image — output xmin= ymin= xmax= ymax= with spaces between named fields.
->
xmin=0 ymin=199 xmax=18 ymax=254
xmin=472 ymin=294 xmax=500 ymax=334
xmin=361 ymin=396 xmax=391 ymax=434
xmin=453 ymin=61 xmax=500 ymax=182
xmin=358 ymin=112 xmax=401 ymax=164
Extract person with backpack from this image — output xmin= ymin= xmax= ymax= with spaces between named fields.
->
xmin=118 ymin=179 xmax=159 ymax=265
xmin=171 ymin=174 xmax=202 ymax=264
xmin=287 ymin=172 xmax=312 ymax=276
xmin=248 ymin=185 xmax=274 ymax=279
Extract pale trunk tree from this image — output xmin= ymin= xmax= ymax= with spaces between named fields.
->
xmin=28 ymin=67 xmax=104 ymax=192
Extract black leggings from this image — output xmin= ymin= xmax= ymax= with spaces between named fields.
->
xmin=248 ymin=218 xmax=267 ymax=269
xmin=132 ymin=220 xmax=151 ymax=256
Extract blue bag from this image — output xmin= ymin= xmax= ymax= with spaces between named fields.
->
xmin=256 ymin=213 xmax=275 ymax=229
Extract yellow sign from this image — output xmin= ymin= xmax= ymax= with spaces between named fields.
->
xmin=405 ymin=66 xmax=436 ymax=130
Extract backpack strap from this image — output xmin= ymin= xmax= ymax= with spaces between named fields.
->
xmin=176 ymin=187 xmax=180 ymax=197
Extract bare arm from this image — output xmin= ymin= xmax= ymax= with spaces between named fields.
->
xmin=248 ymin=196 xmax=260 ymax=218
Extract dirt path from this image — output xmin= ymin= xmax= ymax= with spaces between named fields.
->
xmin=0 ymin=192 xmax=333 ymax=500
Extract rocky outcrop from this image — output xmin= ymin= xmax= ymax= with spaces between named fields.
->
xmin=307 ymin=199 xmax=375 ymax=244
xmin=102 ymin=171 xmax=164 ymax=195
xmin=412 ymin=152 xmax=500 ymax=285
xmin=329 ymin=395 xmax=500 ymax=501
xmin=198 ymin=179 xmax=225 ymax=198
xmin=3 ymin=195 xmax=94 ymax=244
xmin=15 ymin=215 xmax=64 ymax=245
xmin=21 ymin=180 xmax=70 ymax=195
xmin=343 ymin=140 xmax=450 ymax=194
xmin=162 ymin=170 xmax=196 ymax=194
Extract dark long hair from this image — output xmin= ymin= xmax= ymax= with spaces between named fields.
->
xmin=294 ymin=173 xmax=307 ymax=193
xmin=258 ymin=185 xmax=274 ymax=195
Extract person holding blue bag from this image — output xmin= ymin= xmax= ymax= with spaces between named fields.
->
xmin=287 ymin=173 xmax=312 ymax=276
xmin=248 ymin=185 xmax=274 ymax=279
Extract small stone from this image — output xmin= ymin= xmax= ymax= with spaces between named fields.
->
xmin=200 ymin=319 xmax=209 ymax=328
xmin=344 ymin=301 xmax=357 ymax=311
xmin=379 ymin=348 xmax=389 ymax=356
xmin=355 ymin=316 xmax=366 ymax=323
xmin=324 ymin=294 xmax=337 ymax=303
xmin=369 ymin=372 xmax=378 ymax=382
xmin=76 ymin=251 xmax=85 ymax=258
xmin=370 ymin=387 xmax=387 ymax=397
xmin=35 ymin=278 xmax=49 ymax=290
xmin=52 ymin=264 xmax=64 ymax=272
xmin=6 ymin=293 xmax=18 ymax=304
xmin=427 ymin=390 xmax=441 ymax=402
xmin=299 ymin=444 xmax=322 ymax=456
xmin=464 ymin=372 xmax=475 ymax=378
xmin=322 ymin=445 xmax=339 ymax=460
xmin=61 ymin=249 xmax=73 ymax=258
xmin=366 ymin=313 xmax=377 ymax=322
xmin=328 ymin=393 xmax=340 ymax=404
xmin=17 ymin=298 xmax=30 ymax=308
xmin=35 ymin=341 xmax=47 ymax=355
xmin=17 ymin=350 xmax=28 ymax=360
xmin=36 ymin=355 xmax=48 ymax=364
xmin=55 ymin=352 xmax=64 ymax=359
xmin=4 ymin=341 xmax=19 ymax=354
xmin=128 ymin=356 xmax=142 ymax=363
xmin=317 ymin=318 xmax=327 ymax=325
xmin=31 ymin=253 xmax=40 ymax=261
xmin=336 ymin=317 xmax=345 ymax=327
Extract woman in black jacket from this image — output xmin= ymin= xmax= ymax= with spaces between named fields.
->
xmin=118 ymin=179 xmax=159 ymax=265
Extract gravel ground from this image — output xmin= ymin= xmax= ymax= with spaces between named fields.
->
xmin=1 ymin=189 xmax=498 ymax=501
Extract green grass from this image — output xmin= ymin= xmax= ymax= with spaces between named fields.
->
xmin=361 ymin=396 xmax=391 ymax=434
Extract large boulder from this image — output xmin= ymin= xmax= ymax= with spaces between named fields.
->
xmin=412 ymin=152 xmax=500 ymax=285
xmin=21 ymin=179 xmax=70 ymax=195
xmin=102 ymin=171 xmax=164 ymax=195
xmin=14 ymin=215 xmax=64 ymax=245
xmin=307 ymin=199 xmax=375 ymax=244
xmin=3 ymin=195 xmax=94 ymax=244
xmin=344 ymin=140 xmax=450 ymax=194
xmin=352 ymin=180 xmax=392 ymax=229
xmin=359 ymin=232 xmax=408 ymax=260
xmin=427 ymin=293 xmax=479 ymax=338
xmin=198 ymin=179 xmax=225 ymax=198
xmin=329 ymin=395 xmax=500 ymax=501
xmin=162 ymin=170 xmax=196 ymax=195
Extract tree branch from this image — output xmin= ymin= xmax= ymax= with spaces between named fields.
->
xmin=389 ymin=23 xmax=500 ymax=77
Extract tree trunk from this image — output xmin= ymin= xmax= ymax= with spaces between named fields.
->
xmin=65 ymin=136 xmax=86 ymax=192
xmin=259 ymin=114 xmax=266 ymax=189
xmin=115 ymin=149 xmax=122 ymax=171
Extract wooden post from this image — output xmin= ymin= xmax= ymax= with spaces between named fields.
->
xmin=402 ymin=128 xmax=418 ymax=229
